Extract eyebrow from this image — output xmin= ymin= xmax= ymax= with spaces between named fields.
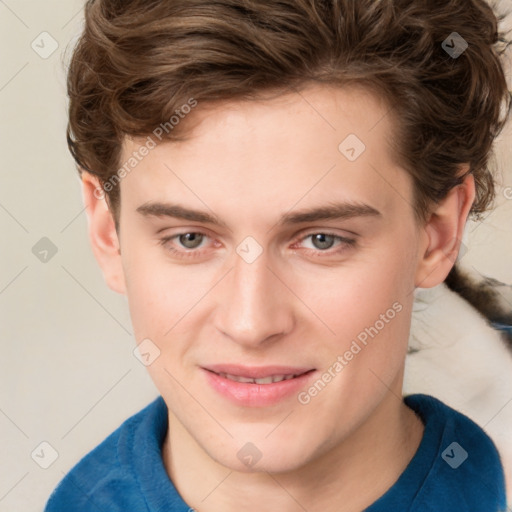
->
xmin=136 ymin=201 xmax=382 ymax=228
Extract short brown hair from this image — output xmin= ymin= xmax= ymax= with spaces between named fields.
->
xmin=67 ymin=0 xmax=511 ymax=226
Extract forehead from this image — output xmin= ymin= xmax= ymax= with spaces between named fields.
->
xmin=119 ymin=84 xmax=413 ymax=222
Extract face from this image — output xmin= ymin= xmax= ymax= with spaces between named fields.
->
xmin=111 ymin=85 xmax=428 ymax=472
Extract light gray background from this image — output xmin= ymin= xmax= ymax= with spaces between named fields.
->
xmin=0 ymin=1 xmax=511 ymax=511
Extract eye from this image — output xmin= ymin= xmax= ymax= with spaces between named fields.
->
xmin=305 ymin=233 xmax=337 ymax=250
xmin=176 ymin=232 xmax=206 ymax=249
xmin=295 ymin=232 xmax=357 ymax=255
xmin=159 ymin=232 xmax=211 ymax=258
xmin=159 ymin=230 xmax=356 ymax=260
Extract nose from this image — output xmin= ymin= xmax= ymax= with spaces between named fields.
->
xmin=213 ymin=250 xmax=295 ymax=348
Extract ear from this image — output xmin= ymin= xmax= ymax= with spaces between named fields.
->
xmin=81 ymin=172 xmax=126 ymax=295
xmin=414 ymin=169 xmax=476 ymax=289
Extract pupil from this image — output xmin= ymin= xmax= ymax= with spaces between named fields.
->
xmin=180 ymin=233 xmax=203 ymax=249
xmin=313 ymin=234 xmax=334 ymax=250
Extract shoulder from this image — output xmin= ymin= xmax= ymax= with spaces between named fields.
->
xmin=405 ymin=394 xmax=507 ymax=512
xmin=44 ymin=396 xmax=166 ymax=512
xmin=405 ymin=394 xmax=503 ymax=465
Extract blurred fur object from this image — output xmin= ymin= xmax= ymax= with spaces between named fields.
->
xmin=446 ymin=264 xmax=512 ymax=346
xmin=404 ymin=263 xmax=512 ymax=502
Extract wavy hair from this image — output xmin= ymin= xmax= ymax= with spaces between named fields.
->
xmin=67 ymin=0 xmax=510 ymax=228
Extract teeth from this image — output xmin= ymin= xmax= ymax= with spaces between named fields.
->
xmin=219 ymin=373 xmax=298 ymax=384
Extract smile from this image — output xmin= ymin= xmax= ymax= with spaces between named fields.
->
xmin=215 ymin=372 xmax=301 ymax=384
xmin=201 ymin=366 xmax=316 ymax=407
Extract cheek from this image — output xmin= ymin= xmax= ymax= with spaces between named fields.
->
xmin=121 ymin=246 xmax=226 ymax=370
xmin=296 ymin=252 xmax=413 ymax=340
xmin=121 ymin=242 xmax=188 ymax=341
xmin=291 ymin=243 xmax=417 ymax=399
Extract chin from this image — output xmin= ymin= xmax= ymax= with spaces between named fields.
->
xmin=206 ymin=435 xmax=316 ymax=475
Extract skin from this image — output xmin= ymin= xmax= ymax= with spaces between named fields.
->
xmin=82 ymin=85 xmax=475 ymax=512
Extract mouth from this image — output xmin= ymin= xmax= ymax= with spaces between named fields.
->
xmin=202 ymin=364 xmax=315 ymax=381
xmin=201 ymin=364 xmax=317 ymax=407
xmin=211 ymin=372 xmax=306 ymax=384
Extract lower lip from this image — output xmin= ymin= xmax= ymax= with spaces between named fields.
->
xmin=202 ymin=369 xmax=316 ymax=407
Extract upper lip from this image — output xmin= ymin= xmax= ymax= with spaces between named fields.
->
xmin=202 ymin=364 xmax=315 ymax=379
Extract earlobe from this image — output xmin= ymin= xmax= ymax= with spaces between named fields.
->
xmin=414 ymin=170 xmax=475 ymax=289
xmin=81 ymin=172 xmax=126 ymax=295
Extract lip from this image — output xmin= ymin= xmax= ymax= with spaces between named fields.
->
xmin=203 ymin=364 xmax=314 ymax=379
xmin=201 ymin=365 xmax=316 ymax=407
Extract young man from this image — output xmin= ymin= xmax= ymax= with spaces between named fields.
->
xmin=45 ymin=0 xmax=510 ymax=510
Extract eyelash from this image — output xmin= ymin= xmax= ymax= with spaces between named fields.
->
xmin=158 ymin=231 xmax=357 ymax=260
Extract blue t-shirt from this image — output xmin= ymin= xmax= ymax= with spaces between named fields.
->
xmin=44 ymin=393 xmax=507 ymax=512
